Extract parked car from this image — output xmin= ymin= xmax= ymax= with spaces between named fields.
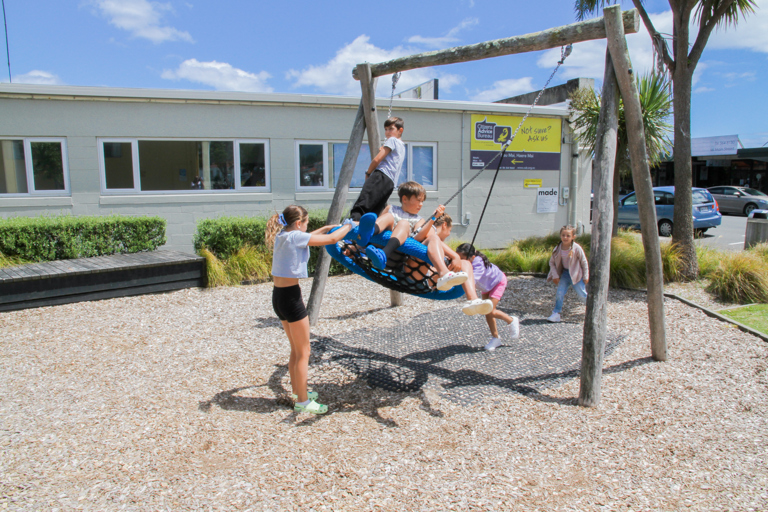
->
xmin=617 ymin=186 xmax=721 ymax=237
xmin=706 ymin=186 xmax=768 ymax=216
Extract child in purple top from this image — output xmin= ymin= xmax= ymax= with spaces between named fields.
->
xmin=456 ymin=243 xmax=520 ymax=351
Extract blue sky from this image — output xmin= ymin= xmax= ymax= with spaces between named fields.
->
xmin=3 ymin=0 xmax=767 ymax=147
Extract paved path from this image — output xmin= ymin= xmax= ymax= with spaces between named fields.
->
xmin=312 ymin=307 xmax=625 ymax=405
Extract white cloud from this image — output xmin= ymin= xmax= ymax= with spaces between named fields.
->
xmin=90 ymin=0 xmax=193 ymax=44
xmin=408 ymin=18 xmax=479 ymax=48
xmin=694 ymin=86 xmax=715 ymax=93
xmin=470 ymin=77 xmax=535 ymax=102
xmin=287 ymin=35 xmax=463 ymax=97
xmin=739 ymin=131 xmax=768 ymax=148
xmin=536 ymin=10 xmax=673 ymax=82
xmin=707 ymin=0 xmax=768 ymax=54
xmin=12 ymin=70 xmax=64 ymax=85
xmin=161 ymin=59 xmax=273 ymax=92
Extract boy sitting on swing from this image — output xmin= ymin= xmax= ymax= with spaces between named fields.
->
xmin=355 ymin=181 xmax=490 ymax=311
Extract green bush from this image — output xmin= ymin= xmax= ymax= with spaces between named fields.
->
xmin=194 ymin=212 xmax=350 ymax=287
xmin=705 ymin=252 xmax=768 ymax=304
xmin=0 ymin=215 xmax=166 ymax=262
xmin=748 ymin=242 xmax=768 ymax=264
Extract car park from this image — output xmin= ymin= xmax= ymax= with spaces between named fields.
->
xmin=706 ymin=186 xmax=768 ymax=216
xmin=617 ymin=186 xmax=721 ymax=237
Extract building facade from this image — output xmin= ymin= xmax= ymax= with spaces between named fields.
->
xmin=0 ymin=84 xmax=592 ymax=253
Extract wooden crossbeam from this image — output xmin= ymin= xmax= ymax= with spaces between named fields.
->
xmin=352 ymin=9 xmax=639 ymax=80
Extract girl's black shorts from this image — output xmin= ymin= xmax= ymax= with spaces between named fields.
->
xmin=272 ymin=284 xmax=308 ymax=323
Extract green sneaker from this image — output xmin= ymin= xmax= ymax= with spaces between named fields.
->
xmin=291 ymin=391 xmax=319 ymax=401
xmin=294 ymin=399 xmax=328 ymax=415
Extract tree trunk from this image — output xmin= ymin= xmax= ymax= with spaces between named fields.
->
xmin=612 ymin=161 xmax=620 ymax=237
xmin=671 ymin=11 xmax=699 ymax=279
xmin=604 ymin=5 xmax=667 ymax=361
xmin=580 ymin=48 xmax=620 ymax=408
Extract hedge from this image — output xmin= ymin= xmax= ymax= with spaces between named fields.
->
xmin=0 ymin=215 xmax=167 ymax=262
xmin=194 ymin=212 xmax=350 ymax=278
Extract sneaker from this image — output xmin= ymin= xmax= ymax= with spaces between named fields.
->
xmin=484 ymin=338 xmax=502 ymax=351
xmin=547 ymin=312 xmax=561 ymax=323
xmin=294 ymin=399 xmax=328 ymax=415
xmin=462 ymin=298 xmax=493 ymax=316
xmin=436 ymin=271 xmax=468 ymax=291
xmin=356 ymin=212 xmax=377 ymax=246
xmin=508 ymin=316 xmax=520 ymax=339
xmin=365 ymin=245 xmax=387 ymax=269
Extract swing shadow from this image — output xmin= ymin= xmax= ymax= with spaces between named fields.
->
xmin=198 ymin=360 xmax=444 ymax=428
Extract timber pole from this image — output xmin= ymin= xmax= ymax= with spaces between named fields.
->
xmin=604 ymin=5 xmax=667 ymax=361
xmin=579 ymin=49 xmax=620 ymax=407
xmin=306 ymin=101 xmax=367 ymax=326
xmin=358 ymin=63 xmax=403 ymax=307
xmin=352 ymin=10 xmax=639 ymax=80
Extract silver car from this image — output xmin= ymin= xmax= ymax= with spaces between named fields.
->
xmin=707 ymin=186 xmax=768 ymax=216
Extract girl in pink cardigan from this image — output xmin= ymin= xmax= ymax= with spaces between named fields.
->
xmin=546 ymin=225 xmax=589 ymax=323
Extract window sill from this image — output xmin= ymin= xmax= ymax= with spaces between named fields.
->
xmin=100 ymin=192 xmax=273 ymax=205
xmin=0 ymin=196 xmax=73 ymax=208
xmin=295 ymin=190 xmax=360 ymax=201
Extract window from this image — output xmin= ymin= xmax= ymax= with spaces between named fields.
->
xmin=99 ymin=139 xmax=270 ymax=193
xmin=708 ymin=187 xmax=724 ymax=195
xmin=0 ymin=138 xmax=69 ymax=195
xmin=622 ymin=194 xmax=638 ymax=206
xmin=297 ymin=141 xmax=436 ymax=191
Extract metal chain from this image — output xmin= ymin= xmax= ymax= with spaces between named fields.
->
xmin=387 ymin=72 xmax=401 ymax=119
xmin=443 ymin=44 xmax=572 ymax=208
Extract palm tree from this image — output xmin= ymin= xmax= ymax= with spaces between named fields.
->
xmin=575 ymin=0 xmax=758 ymax=279
xmin=570 ymin=72 xmax=672 ymax=236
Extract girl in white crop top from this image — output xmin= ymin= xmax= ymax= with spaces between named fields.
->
xmin=265 ymin=205 xmax=353 ymax=415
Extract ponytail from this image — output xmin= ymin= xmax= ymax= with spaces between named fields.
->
xmin=264 ymin=205 xmax=308 ymax=251
xmin=455 ymin=243 xmax=491 ymax=268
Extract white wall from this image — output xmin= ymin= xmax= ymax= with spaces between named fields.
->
xmin=0 ymin=85 xmax=588 ymax=254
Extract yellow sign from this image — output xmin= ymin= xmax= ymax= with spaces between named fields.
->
xmin=524 ymin=179 xmax=543 ymax=188
xmin=471 ymin=114 xmax=561 ymax=153
xmin=470 ymin=114 xmax=562 ymax=170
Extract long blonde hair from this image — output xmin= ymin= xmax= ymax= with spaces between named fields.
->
xmin=265 ymin=205 xmax=308 ymax=251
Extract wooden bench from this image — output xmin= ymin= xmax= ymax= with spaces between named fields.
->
xmin=0 ymin=250 xmax=206 ymax=312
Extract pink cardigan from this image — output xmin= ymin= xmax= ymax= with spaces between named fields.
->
xmin=547 ymin=242 xmax=589 ymax=284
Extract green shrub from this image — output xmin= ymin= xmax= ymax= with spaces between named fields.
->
xmin=705 ymin=252 xmax=768 ymax=304
xmin=696 ymin=245 xmax=722 ymax=277
xmin=0 ymin=215 xmax=166 ymax=262
xmin=608 ymin=234 xmax=646 ymax=289
xmin=748 ymin=242 xmax=768 ymax=264
xmin=194 ymin=212 xmax=350 ymax=287
xmin=0 ymin=252 xmax=29 ymax=269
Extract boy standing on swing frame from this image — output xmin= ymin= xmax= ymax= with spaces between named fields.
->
xmin=349 ymin=117 xmax=405 ymax=222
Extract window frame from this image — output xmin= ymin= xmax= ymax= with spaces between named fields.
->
xmin=295 ymin=140 xmax=437 ymax=192
xmin=295 ymin=140 xmax=329 ymax=191
xmin=0 ymin=137 xmax=70 ymax=196
xmin=98 ymin=138 xmax=271 ymax=195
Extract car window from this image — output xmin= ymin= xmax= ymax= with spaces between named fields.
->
xmin=692 ymin=190 xmax=713 ymax=204
xmin=661 ymin=191 xmax=674 ymax=205
xmin=708 ymin=187 xmax=723 ymax=194
xmin=743 ymin=188 xmax=767 ymax=197
xmin=622 ymin=194 xmax=638 ymax=206
xmin=723 ymin=188 xmax=738 ymax=196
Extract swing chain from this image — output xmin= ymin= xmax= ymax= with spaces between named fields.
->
xmin=387 ymin=72 xmax=401 ymax=119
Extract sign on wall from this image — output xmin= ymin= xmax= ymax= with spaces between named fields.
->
xmin=471 ymin=114 xmax=561 ymax=171
xmin=691 ymin=135 xmax=740 ymax=157
xmin=537 ymin=187 xmax=559 ymax=213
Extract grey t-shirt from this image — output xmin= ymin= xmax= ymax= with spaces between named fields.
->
xmin=271 ymin=230 xmax=312 ymax=278
xmin=378 ymin=137 xmax=405 ymax=184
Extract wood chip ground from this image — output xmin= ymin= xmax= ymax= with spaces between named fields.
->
xmin=1 ymin=275 xmax=766 ymax=511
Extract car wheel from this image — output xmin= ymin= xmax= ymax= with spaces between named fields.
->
xmin=744 ymin=203 xmax=757 ymax=216
xmin=658 ymin=219 xmax=673 ymax=237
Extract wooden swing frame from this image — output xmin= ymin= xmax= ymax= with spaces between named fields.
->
xmin=306 ymin=6 xmax=666 ymax=407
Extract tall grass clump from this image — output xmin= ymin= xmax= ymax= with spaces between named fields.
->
xmin=608 ymin=232 xmax=646 ymax=289
xmin=696 ymin=245 xmax=722 ymax=277
xmin=748 ymin=242 xmax=768 ymax=264
xmin=660 ymin=242 xmax=683 ymax=282
xmin=705 ymin=251 xmax=768 ymax=304
xmin=490 ymin=245 xmax=550 ymax=273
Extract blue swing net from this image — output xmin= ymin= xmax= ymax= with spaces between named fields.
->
xmin=325 ymin=225 xmax=466 ymax=300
